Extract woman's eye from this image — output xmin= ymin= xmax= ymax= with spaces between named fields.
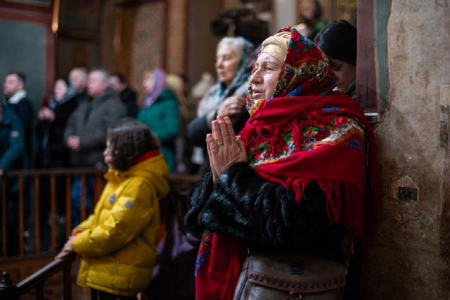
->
xmin=331 ymin=65 xmax=341 ymax=71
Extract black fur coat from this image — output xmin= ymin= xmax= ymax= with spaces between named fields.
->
xmin=184 ymin=163 xmax=346 ymax=262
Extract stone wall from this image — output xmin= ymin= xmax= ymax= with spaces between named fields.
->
xmin=362 ymin=0 xmax=450 ymax=299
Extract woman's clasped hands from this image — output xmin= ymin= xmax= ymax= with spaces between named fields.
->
xmin=206 ymin=115 xmax=248 ymax=183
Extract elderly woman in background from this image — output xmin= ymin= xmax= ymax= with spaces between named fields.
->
xmin=185 ymin=27 xmax=380 ymax=299
xmin=36 ymin=78 xmax=78 ymax=168
xmin=315 ymin=20 xmax=357 ymax=98
xmin=186 ymin=37 xmax=255 ymax=161
xmin=137 ymin=68 xmax=180 ymax=173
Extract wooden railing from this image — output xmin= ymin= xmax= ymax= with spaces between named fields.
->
xmin=1 ymin=168 xmax=106 ymax=258
xmin=0 ymin=253 xmax=75 ymax=299
xmin=0 ymin=168 xmax=200 ymax=299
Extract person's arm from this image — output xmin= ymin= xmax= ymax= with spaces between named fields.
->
xmin=63 ymin=109 xmax=78 ymax=144
xmin=184 ymin=171 xmax=214 ymax=233
xmin=0 ymin=114 xmax=24 ymax=171
xmin=186 ymin=115 xmax=209 ymax=148
xmin=71 ymin=181 xmax=157 ymax=257
xmin=194 ymin=163 xmax=333 ymax=251
xmin=16 ymin=99 xmax=33 ymax=138
xmin=72 ymin=214 xmax=95 ymax=233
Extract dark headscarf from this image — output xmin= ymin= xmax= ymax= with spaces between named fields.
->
xmin=314 ymin=20 xmax=357 ymax=65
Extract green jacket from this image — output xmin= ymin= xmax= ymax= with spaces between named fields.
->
xmin=137 ymin=90 xmax=180 ymax=172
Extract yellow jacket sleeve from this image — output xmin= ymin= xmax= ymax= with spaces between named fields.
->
xmin=72 ymin=214 xmax=95 ymax=234
xmin=72 ymin=181 xmax=156 ymax=257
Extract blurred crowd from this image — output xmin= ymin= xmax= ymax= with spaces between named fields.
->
xmin=1 ymin=67 xmax=214 ymax=177
xmin=0 ymin=5 xmax=362 ymax=299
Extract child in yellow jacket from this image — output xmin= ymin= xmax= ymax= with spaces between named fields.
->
xmin=56 ymin=119 xmax=170 ymax=299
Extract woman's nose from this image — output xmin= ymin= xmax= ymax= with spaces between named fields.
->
xmin=250 ymin=70 xmax=262 ymax=84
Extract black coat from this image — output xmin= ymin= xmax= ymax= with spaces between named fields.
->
xmin=120 ymin=87 xmax=139 ymax=118
xmin=6 ymin=96 xmax=33 ymax=162
xmin=0 ymin=102 xmax=24 ymax=172
xmin=185 ymin=163 xmax=346 ymax=262
xmin=36 ymin=97 xmax=79 ymax=168
xmin=186 ymin=113 xmax=248 ymax=149
xmin=73 ymin=91 xmax=89 ymax=105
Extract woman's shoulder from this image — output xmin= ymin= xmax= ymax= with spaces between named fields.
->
xmin=113 ymin=176 xmax=156 ymax=198
xmin=200 ymin=84 xmax=220 ymax=102
xmin=197 ymin=84 xmax=220 ymax=116
xmin=55 ymin=96 xmax=78 ymax=113
xmin=300 ymin=114 xmax=366 ymax=151
xmin=233 ymin=81 xmax=250 ymax=98
xmin=158 ymin=89 xmax=178 ymax=101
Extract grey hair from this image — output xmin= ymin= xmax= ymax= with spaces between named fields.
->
xmin=90 ymin=68 xmax=110 ymax=83
xmin=217 ymin=37 xmax=246 ymax=58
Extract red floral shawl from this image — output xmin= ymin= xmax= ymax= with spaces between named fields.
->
xmin=194 ymin=27 xmax=381 ymax=300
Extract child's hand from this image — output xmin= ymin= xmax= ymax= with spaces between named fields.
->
xmin=54 ymin=236 xmax=75 ymax=260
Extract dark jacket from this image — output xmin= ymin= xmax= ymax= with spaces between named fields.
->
xmin=137 ymin=89 xmax=180 ymax=173
xmin=6 ymin=96 xmax=33 ymax=162
xmin=64 ymin=88 xmax=126 ymax=167
xmin=186 ymin=83 xmax=249 ymax=149
xmin=186 ymin=112 xmax=248 ymax=149
xmin=120 ymin=87 xmax=139 ymax=118
xmin=73 ymin=90 xmax=89 ymax=105
xmin=185 ymin=163 xmax=346 ymax=262
xmin=36 ymin=96 xmax=79 ymax=168
xmin=0 ymin=102 xmax=24 ymax=172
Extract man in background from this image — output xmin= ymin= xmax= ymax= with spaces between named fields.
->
xmin=0 ymin=102 xmax=25 ymax=255
xmin=109 ymin=73 xmax=138 ymax=118
xmin=64 ymin=68 xmax=126 ymax=226
xmin=69 ymin=67 xmax=89 ymax=104
xmin=3 ymin=72 xmax=33 ymax=164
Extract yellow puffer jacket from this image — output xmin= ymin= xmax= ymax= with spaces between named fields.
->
xmin=72 ymin=153 xmax=169 ymax=296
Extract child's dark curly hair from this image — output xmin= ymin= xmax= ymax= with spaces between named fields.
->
xmin=107 ymin=119 xmax=159 ymax=171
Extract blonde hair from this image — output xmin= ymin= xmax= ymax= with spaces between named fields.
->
xmin=260 ymin=31 xmax=292 ymax=63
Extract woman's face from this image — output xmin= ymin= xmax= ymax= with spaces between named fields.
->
xmin=143 ymin=73 xmax=154 ymax=94
xmin=249 ymin=52 xmax=283 ymax=101
xmin=54 ymin=79 xmax=68 ymax=101
xmin=103 ymin=140 xmax=113 ymax=169
xmin=215 ymin=44 xmax=241 ymax=87
xmin=329 ymin=57 xmax=356 ymax=93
